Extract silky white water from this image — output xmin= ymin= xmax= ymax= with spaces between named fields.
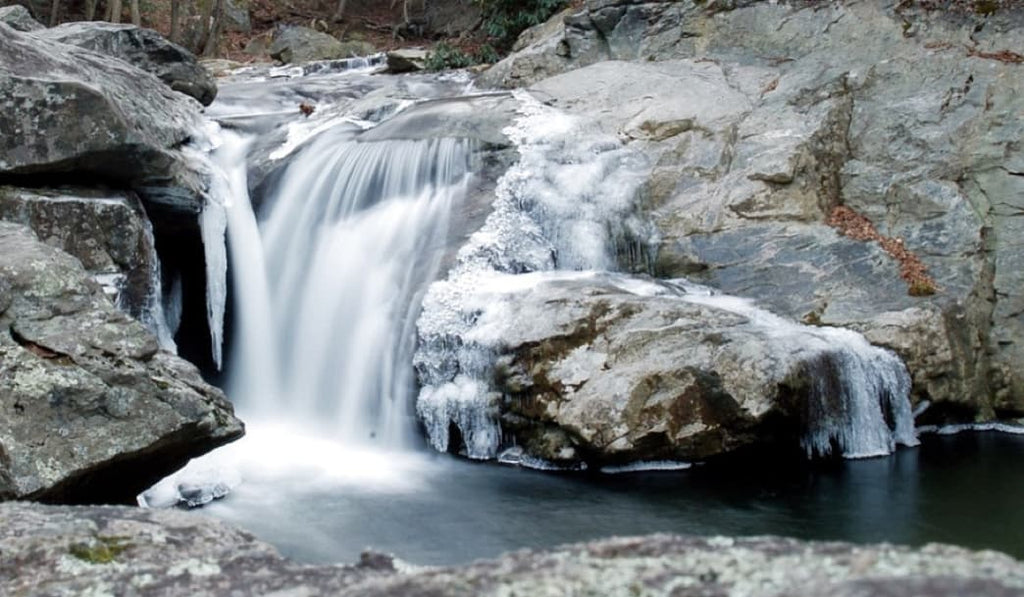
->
xmin=217 ymin=124 xmax=473 ymax=448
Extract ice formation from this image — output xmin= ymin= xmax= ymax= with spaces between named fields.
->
xmin=414 ymin=92 xmax=653 ymax=459
xmin=413 ymin=90 xmax=917 ymax=461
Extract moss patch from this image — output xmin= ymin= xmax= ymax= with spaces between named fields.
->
xmin=69 ymin=536 xmax=131 ymax=564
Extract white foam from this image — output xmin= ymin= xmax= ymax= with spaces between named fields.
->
xmin=601 ymin=461 xmax=693 ymax=474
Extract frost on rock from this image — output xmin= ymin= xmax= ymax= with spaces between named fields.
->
xmin=413 ymin=92 xmax=918 ymax=463
xmin=138 ymin=459 xmax=241 ymax=509
xmin=413 ymin=91 xmax=652 ymax=459
xmin=678 ymin=291 xmax=919 ymax=459
xmin=136 ymin=217 xmax=177 ymax=352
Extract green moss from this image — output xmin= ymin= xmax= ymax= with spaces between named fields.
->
xmin=908 ymin=279 xmax=937 ymax=297
xmin=69 ymin=536 xmax=131 ymax=564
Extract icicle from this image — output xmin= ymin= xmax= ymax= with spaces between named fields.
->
xmin=138 ymin=217 xmax=177 ymax=352
xmin=199 ymin=191 xmax=228 ymax=370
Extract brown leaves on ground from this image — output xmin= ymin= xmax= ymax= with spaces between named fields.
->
xmin=967 ymin=48 xmax=1024 ymax=64
xmin=827 ymin=206 xmax=937 ymax=297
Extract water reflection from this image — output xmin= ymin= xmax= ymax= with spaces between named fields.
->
xmin=198 ymin=432 xmax=1024 ymax=565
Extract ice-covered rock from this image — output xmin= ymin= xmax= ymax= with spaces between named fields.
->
xmin=416 ymin=271 xmax=917 ymax=465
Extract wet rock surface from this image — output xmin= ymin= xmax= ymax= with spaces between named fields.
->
xmin=0 ymin=223 xmax=242 ymax=504
xmin=34 ymin=22 xmax=218 ymax=106
xmin=2 ymin=501 xmax=1023 ymax=597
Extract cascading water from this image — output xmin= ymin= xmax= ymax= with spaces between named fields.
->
xmin=216 ymin=123 xmax=473 ymax=448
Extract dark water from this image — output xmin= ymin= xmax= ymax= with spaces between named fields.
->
xmin=195 ymin=430 xmax=1024 ymax=565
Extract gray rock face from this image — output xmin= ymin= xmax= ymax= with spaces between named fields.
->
xmin=0 ymin=4 xmax=43 ymax=31
xmin=2 ymin=501 xmax=1023 ymax=597
xmin=270 ymin=26 xmax=375 ymax=64
xmin=222 ymin=0 xmax=252 ymax=34
xmin=0 ymin=187 xmax=154 ymax=312
xmin=0 ymin=24 xmax=204 ymax=189
xmin=0 ymin=223 xmax=242 ymax=504
xmin=478 ymin=1 xmax=1024 ymax=418
xmin=34 ymin=22 xmax=218 ymax=106
xmin=385 ymin=47 xmax=428 ymax=73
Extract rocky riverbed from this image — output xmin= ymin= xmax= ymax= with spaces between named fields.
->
xmin=3 ymin=501 xmax=1024 ymax=597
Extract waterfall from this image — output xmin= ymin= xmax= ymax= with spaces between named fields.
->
xmin=218 ymin=123 xmax=473 ymax=448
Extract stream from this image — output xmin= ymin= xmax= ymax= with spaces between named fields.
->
xmin=145 ymin=60 xmax=1024 ymax=567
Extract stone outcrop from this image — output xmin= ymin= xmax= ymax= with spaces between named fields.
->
xmin=0 ymin=186 xmax=157 ymax=316
xmin=0 ymin=223 xmax=243 ymax=504
xmin=269 ymin=26 xmax=376 ymax=64
xmin=0 ymin=23 xmax=207 ymax=216
xmin=476 ymin=1 xmax=1024 ymax=419
xmin=0 ymin=4 xmax=43 ymax=31
xmin=385 ymin=48 xmax=428 ymax=73
xmin=2 ymin=501 xmax=1023 ymax=597
xmin=34 ymin=22 xmax=218 ymax=106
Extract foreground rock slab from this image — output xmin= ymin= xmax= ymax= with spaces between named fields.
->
xmin=0 ymin=224 xmax=242 ymax=504
xmin=1 ymin=501 xmax=1023 ymax=597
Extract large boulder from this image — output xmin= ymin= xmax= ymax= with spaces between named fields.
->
xmin=2 ymin=501 xmax=1024 ymax=597
xmin=34 ymin=21 xmax=217 ymax=106
xmin=0 ymin=4 xmax=43 ymax=31
xmin=0 ymin=23 xmax=205 ymax=209
xmin=416 ymin=273 xmax=916 ymax=465
xmin=0 ymin=223 xmax=243 ymax=504
xmin=269 ymin=26 xmax=375 ymax=64
xmin=474 ymin=2 xmax=1024 ymax=418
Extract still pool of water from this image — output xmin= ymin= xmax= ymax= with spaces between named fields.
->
xmin=191 ymin=428 xmax=1024 ymax=565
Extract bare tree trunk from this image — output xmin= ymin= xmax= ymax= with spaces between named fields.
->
xmin=129 ymin=0 xmax=140 ymax=25
xmin=201 ymin=0 xmax=226 ymax=57
xmin=85 ymin=0 xmax=98 ymax=20
xmin=332 ymin=0 xmax=347 ymax=21
xmin=170 ymin=0 xmax=181 ymax=42
xmin=107 ymin=0 xmax=123 ymax=23
xmin=49 ymin=0 xmax=61 ymax=26
xmin=195 ymin=0 xmax=215 ymax=54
